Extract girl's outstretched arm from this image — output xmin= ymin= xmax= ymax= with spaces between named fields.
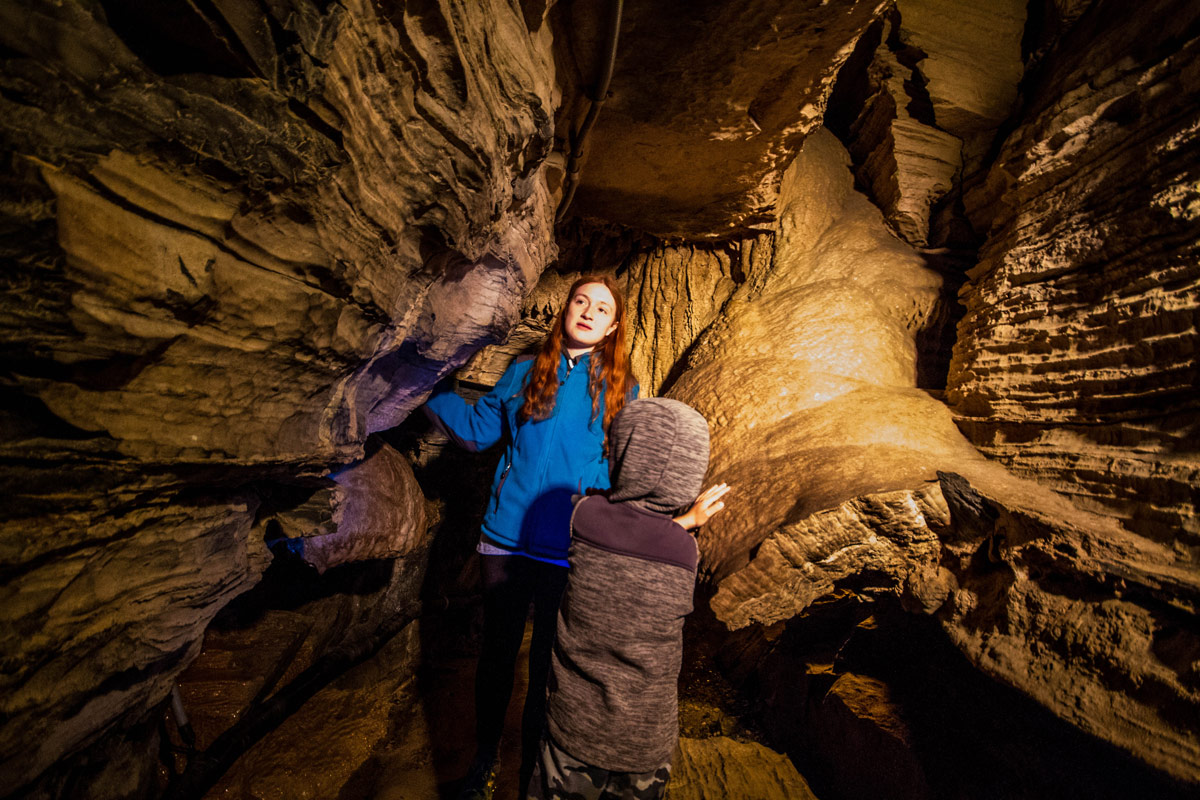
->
xmin=673 ymin=482 xmax=731 ymax=531
xmin=424 ymin=360 xmax=525 ymax=452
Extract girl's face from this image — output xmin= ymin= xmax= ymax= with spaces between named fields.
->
xmin=563 ymin=282 xmax=619 ymax=353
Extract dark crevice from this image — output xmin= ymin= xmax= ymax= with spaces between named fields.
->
xmin=96 ymin=0 xmax=259 ymax=78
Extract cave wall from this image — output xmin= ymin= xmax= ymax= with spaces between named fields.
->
xmin=940 ymin=0 xmax=1200 ymax=780
xmin=634 ymin=0 xmax=1199 ymax=789
xmin=1 ymin=0 xmax=560 ymax=792
xmin=948 ymin=0 xmax=1200 ymax=542
xmin=602 ymin=0 xmax=1199 ymax=790
xmin=1 ymin=0 xmax=1198 ymax=797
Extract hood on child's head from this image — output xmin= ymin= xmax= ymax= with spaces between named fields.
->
xmin=607 ymin=398 xmax=710 ymax=515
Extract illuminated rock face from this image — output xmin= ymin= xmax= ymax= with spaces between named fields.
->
xmin=667 ymin=127 xmax=996 ymax=582
xmin=831 ymin=0 xmax=1026 ymax=246
xmin=941 ymin=1 xmax=1200 ymax=781
xmin=656 ymin=5 xmax=1200 ymax=789
xmin=948 ymin=4 xmax=1200 ymax=544
xmin=1 ymin=0 xmax=556 ymax=792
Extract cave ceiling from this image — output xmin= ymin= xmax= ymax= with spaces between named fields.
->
xmin=560 ymin=0 xmax=887 ymax=240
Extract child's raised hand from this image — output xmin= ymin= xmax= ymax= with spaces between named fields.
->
xmin=674 ymin=483 xmax=731 ymax=531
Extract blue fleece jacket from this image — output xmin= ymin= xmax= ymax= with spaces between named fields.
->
xmin=425 ymin=352 xmax=634 ymax=561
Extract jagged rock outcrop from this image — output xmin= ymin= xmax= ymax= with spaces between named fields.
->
xmin=948 ymin=0 xmax=1200 ymax=545
xmin=934 ymin=472 xmax=1200 ymax=784
xmin=170 ymin=554 xmax=427 ymax=800
xmin=0 ymin=0 xmax=558 ymax=792
xmin=829 ymin=0 xmax=1025 ymax=246
xmin=806 ymin=674 xmax=929 ymax=800
xmin=272 ymin=441 xmax=428 ymax=574
xmin=935 ymin=1 xmax=1200 ymax=781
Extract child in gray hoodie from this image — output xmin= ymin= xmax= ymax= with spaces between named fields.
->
xmin=528 ymin=397 xmax=730 ymax=800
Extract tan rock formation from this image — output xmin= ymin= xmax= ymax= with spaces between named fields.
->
xmin=670 ymin=736 xmax=817 ymax=800
xmin=667 ymin=124 xmax=1198 ymax=783
xmin=834 ymin=0 xmax=1025 ymax=245
xmin=625 ymin=240 xmax=764 ymax=395
xmin=934 ymin=473 xmax=1200 ymax=784
xmin=0 ymin=0 xmax=559 ymax=791
xmin=272 ymin=441 xmax=428 ymax=574
xmin=2 ymin=0 xmax=1198 ymax=795
xmin=808 ymin=674 xmax=929 ymax=800
xmin=937 ymin=3 xmax=1200 ymax=778
xmin=668 ymin=126 xmax=993 ymax=582
xmin=948 ymin=1 xmax=1200 ymax=544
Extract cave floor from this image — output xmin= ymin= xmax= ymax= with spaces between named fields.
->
xmin=375 ymin=628 xmax=528 ymax=800
xmin=313 ymin=621 xmax=529 ymax=800
xmin=176 ymin=566 xmax=792 ymax=800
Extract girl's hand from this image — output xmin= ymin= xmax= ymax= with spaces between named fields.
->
xmin=674 ymin=483 xmax=731 ymax=531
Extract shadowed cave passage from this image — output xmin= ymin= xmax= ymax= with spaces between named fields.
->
xmin=2 ymin=0 xmax=1199 ymax=799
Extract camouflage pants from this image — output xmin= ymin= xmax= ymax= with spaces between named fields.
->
xmin=527 ymin=735 xmax=671 ymax=800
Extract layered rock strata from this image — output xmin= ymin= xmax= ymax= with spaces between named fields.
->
xmin=0 ymin=0 xmax=558 ymax=791
xmin=829 ymin=0 xmax=1025 ymax=247
xmin=938 ymin=1 xmax=1200 ymax=781
xmin=948 ymin=0 xmax=1200 ymax=545
xmin=168 ymin=551 xmax=427 ymax=800
xmin=665 ymin=126 xmax=1198 ymax=784
xmin=624 ymin=239 xmax=768 ymax=395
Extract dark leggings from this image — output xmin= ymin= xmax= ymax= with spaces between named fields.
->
xmin=475 ymin=551 xmax=569 ymax=790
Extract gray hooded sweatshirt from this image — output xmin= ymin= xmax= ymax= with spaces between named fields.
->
xmin=545 ymin=398 xmax=710 ymax=773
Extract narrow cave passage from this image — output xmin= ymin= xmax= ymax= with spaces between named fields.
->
xmin=2 ymin=1 xmax=1199 ymax=799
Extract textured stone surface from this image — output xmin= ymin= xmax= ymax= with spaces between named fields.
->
xmin=667 ymin=127 xmax=994 ymax=584
xmin=2 ymin=0 xmax=1199 ymax=795
xmin=569 ymin=0 xmax=890 ymax=238
xmin=831 ymin=0 xmax=1025 ymax=246
xmin=623 ymin=238 xmax=768 ymax=396
xmin=185 ymin=588 xmax=425 ymax=800
xmin=667 ymin=123 xmax=1199 ymax=785
xmin=0 ymin=0 xmax=558 ymax=791
xmin=285 ymin=441 xmax=428 ymax=574
xmin=948 ymin=0 xmax=1200 ymax=545
xmin=670 ymin=736 xmax=817 ymax=800
xmin=939 ymin=3 xmax=1200 ymax=778
xmin=934 ymin=472 xmax=1200 ymax=785
xmin=711 ymin=485 xmax=949 ymax=630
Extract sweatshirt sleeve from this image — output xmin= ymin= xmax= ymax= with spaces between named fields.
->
xmin=424 ymin=361 xmax=523 ymax=452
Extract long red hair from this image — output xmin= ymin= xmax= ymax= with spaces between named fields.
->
xmin=519 ymin=275 xmax=637 ymax=433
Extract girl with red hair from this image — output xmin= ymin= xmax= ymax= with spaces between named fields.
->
xmin=425 ymin=275 xmax=638 ymax=798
